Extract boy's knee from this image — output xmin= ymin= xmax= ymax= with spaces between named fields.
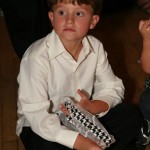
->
xmin=117 ymin=103 xmax=143 ymax=125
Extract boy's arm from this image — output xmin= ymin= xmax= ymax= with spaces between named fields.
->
xmin=18 ymin=57 xmax=79 ymax=148
xmin=88 ymin=42 xmax=124 ymax=116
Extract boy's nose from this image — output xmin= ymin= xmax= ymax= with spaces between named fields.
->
xmin=66 ymin=14 xmax=74 ymax=24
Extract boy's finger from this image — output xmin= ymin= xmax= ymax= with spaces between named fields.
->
xmin=60 ymin=104 xmax=70 ymax=115
xmin=77 ymin=89 xmax=87 ymax=100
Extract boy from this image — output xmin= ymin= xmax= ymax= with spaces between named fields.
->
xmin=16 ymin=0 xmax=142 ymax=150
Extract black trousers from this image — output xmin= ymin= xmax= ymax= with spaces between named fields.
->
xmin=20 ymin=103 xmax=143 ymax=150
xmin=1 ymin=0 xmax=51 ymax=59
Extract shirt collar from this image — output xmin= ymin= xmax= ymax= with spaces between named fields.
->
xmin=46 ymin=30 xmax=94 ymax=60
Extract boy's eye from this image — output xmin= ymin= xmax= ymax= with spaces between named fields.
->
xmin=76 ymin=12 xmax=84 ymax=17
xmin=58 ymin=10 xmax=66 ymax=16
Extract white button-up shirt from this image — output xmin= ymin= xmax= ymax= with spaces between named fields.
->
xmin=16 ymin=30 xmax=124 ymax=148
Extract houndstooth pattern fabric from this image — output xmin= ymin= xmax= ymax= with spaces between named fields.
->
xmin=145 ymin=77 xmax=150 ymax=89
xmin=59 ymin=98 xmax=115 ymax=149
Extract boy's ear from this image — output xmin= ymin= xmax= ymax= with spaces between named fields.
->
xmin=90 ymin=15 xmax=100 ymax=29
xmin=48 ymin=11 xmax=54 ymax=26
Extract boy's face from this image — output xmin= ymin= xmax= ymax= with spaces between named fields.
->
xmin=48 ymin=1 xmax=99 ymax=42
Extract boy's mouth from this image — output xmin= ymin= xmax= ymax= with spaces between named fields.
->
xmin=63 ymin=28 xmax=76 ymax=32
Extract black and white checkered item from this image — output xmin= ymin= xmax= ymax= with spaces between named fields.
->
xmin=145 ymin=77 xmax=150 ymax=89
xmin=59 ymin=98 xmax=115 ymax=149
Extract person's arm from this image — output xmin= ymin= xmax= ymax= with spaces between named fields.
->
xmin=89 ymin=42 xmax=124 ymax=116
xmin=74 ymin=40 xmax=124 ymax=116
xmin=18 ymin=53 xmax=79 ymax=148
xmin=139 ymin=19 xmax=150 ymax=74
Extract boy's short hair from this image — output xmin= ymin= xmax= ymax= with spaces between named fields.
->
xmin=47 ymin=0 xmax=103 ymax=15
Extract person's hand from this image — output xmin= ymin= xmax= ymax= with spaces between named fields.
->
xmin=60 ymin=89 xmax=93 ymax=115
xmin=139 ymin=19 xmax=150 ymax=41
xmin=77 ymin=89 xmax=109 ymax=114
xmin=77 ymin=89 xmax=92 ymax=112
xmin=73 ymin=134 xmax=103 ymax=150
xmin=59 ymin=89 xmax=92 ymax=115
xmin=59 ymin=103 xmax=70 ymax=115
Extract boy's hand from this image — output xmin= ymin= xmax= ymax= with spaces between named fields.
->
xmin=59 ymin=89 xmax=92 ymax=115
xmin=77 ymin=89 xmax=109 ymax=115
xmin=77 ymin=89 xmax=92 ymax=113
xmin=60 ymin=103 xmax=70 ymax=115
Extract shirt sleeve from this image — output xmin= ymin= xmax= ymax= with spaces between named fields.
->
xmin=92 ymin=42 xmax=125 ymax=117
xmin=18 ymin=56 xmax=79 ymax=148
